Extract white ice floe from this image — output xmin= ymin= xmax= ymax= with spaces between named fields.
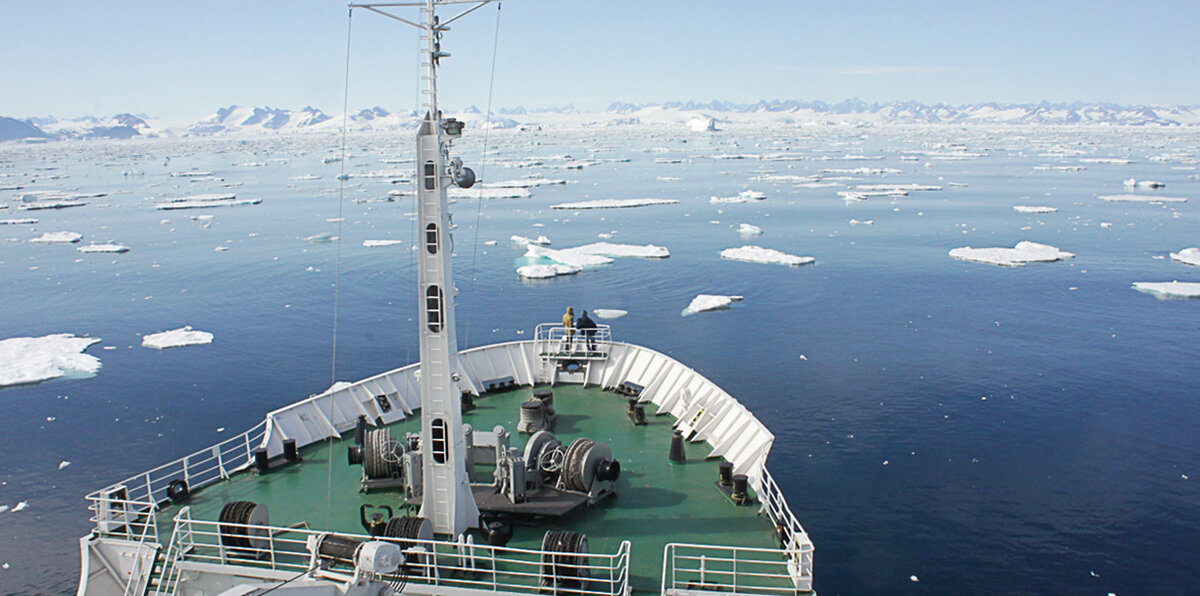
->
xmin=0 ymin=218 xmax=38 ymax=225
xmin=290 ymin=174 xmax=321 ymax=181
xmin=77 ymin=243 xmax=130 ymax=254
xmin=838 ymin=190 xmax=907 ymax=201
xmin=570 ymin=242 xmax=669 ymax=258
xmin=1123 ymin=178 xmax=1165 ymax=189
xmin=848 ymin=219 xmax=874 ymax=225
xmin=141 ymin=326 xmax=214 ymax=349
xmin=483 ymin=178 xmax=566 ymax=188
xmin=156 ymin=193 xmax=262 ymax=210
xmin=1131 ymin=281 xmax=1200 ymax=299
xmin=1097 ymin=194 xmax=1186 ymax=203
xmin=363 ymin=240 xmax=404 ymax=247
xmin=949 ymin=241 xmax=1075 ymax=267
xmin=306 ymin=233 xmax=337 ymax=243
xmin=592 ymin=309 xmax=627 ymax=319
xmin=58 ymin=460 xmax=70 ymax=470
xmin=550 ymin=198 xmax=678 ymax=210
xmin=855 ymin=183 xmax=942 ymax=192
xmin=1169 ymin=248 xmax=1200 ymax=267
xmin=1013 ymin=205 xmax=1058 ymax=214
xmin=682 ymin=294 xmax=742 ymax=316
xmin=710 ymin=190 xmax=766 ymax=204
xmin=517 ymin=263 xmax=580 ymax=279
xmin=525 ymin=245 xmax=614 ymax=268
xmin=447 ymin=187 xmax=531 ymax=199
xmin=11 ymin=501 xmax=28 ymax=513
xmin=511 ymin=234 xmax=551 ymax=247
xmin=0 ymin=334 xmax=101 ymax=388
xmin=737 ymin=223 xmax=763 ymax=236
xmin=30 ymin=231 xmax=83 ymax=244
xmin=720 ymin=245 xmax=815 ymax=267
xmin=483 ymin=240 xmax=498 ymax=246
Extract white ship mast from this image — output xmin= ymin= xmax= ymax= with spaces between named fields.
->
xmin=351 ymin=0 xmax=496 ymax=537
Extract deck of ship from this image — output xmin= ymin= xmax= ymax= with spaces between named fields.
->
xmin=155 ymin=384 xmax=782 ymax=593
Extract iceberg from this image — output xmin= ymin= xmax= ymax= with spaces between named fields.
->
xmin=737 ymin=223 xmax=763 ymax=236
xmin=1169 ymin=248 xmax=1200 ymax=267
xmin=720 ymin=245 xmax=815 ymax=267
xmin=949 ymin=241 xmax=1075 ymax=267
xmin=511 ymin=234 xmax=551 ymax=247
xmin=593 ymin=309 xmax=627 ymax=319
xmin=710 ymin=190 xmax=766 ymax=204
xmin=30 ymin=231 xmax=83 ymax=244
xmin=570 ymin=242 xmax=669 ymax=258
xmin=1098 ymin=194 xmax=1186 ymax=203
xmin=447 ymin=187 xmax=531 ymax=199
xmin=156 ymin=193 xmax=262 ymax=210
xmin=363 ymin=240 xmax=404 ymax=247
xmin=0 ymin=334 xmax=102 ymax=388
xmin=1132 ymin=281 xmax=1200 ymax=299
xmin=550 ymin=198 xmax=678 ymax=210
xmin=682 ymin=294 xmax=742 ymax=316
xmin=142 ymin=326 xmax=214 ymax=349
xmin=525 ymin=245 xmax=614 ymax=268
xmin=1013 ymin=206 xmax=1058 ymax=213
xmin=517 ymin=263 xmax=580 ymax=279
xmin=77 ymin=243 xmax=130 ymax=254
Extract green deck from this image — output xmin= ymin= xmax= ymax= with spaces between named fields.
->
xmin=156 ymin=385 xmax=781 ymax=593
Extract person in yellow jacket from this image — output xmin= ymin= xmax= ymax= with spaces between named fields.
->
xmin=561 ymin=306 xmax=575 ymax=353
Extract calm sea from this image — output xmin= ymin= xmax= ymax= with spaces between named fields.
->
xmin=1 ymin=124 xmax=1198 ymax=595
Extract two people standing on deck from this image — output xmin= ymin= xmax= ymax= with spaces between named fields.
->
xmin=561 ymin=306 xmax=599 ymax=353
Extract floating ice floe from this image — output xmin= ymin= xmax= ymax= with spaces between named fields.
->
xmin=517 ymin=264 xmax=580 ymax=279
xmin=570 ymin=242 xmax=669 ymax=259
xmin=77 ymin=243 xmax=130 ymax=254
xmin=737 ymin=223 xmax=763 ymax=236
xmin=1123 ymin=178 xmax=1165 ymax=189
xmin=720 ymin=245 xmax=815 ymax=267
xmin=682 ymin=294 xmax=742 ymax=316
xmin=838 ymin=189 xmax=906 ymax=201
xmin=306 ymin=233 xmax=337 ymax=243
xmin=484 ymin=178 xmax=566 ymax=188
xmin=0 ymin=334 xmax=101 ymax=388
xmin=58 ymin=460 xmax=70 ymax=470
xmin=1013 ymin=205 xmax=1058 ymax=214
xmin=1097 ymin=194 xmax=1186 ymax=203
xmin=142 ymin=326 xmax=214 ymax=349
xmin=525 ymin=245 xmax=614 ymax=268
xmin=30 ymin=231 xmax=83 ymax=244
xmin=363 ymin=240 xmax=404 ymax=247
xmin=1169 ymin=248 xmax=1200 ymax=267
xmin=550 ymin=198 xmax=678 ymax=210
xmin=1131 ymin=281 xmax=1200 ymax=299
xmin=710 ymin=190 xmax=766 ymax=204
xmin=593 ymin=309 xmax=627 ymax=319
xmin=291 ymin=174 xmax=321 ymax=181
xmin=156 ymin=193 xmax=262 ymax=210
xmin=447 ymin=187 xmax=531 ymax=199
xmin=11 ymin=501 xmax=28 ymax=513
xmin=170 ymin=170 xmax=213 ymax=177
xmin=949 ymin=241 xmax=1075 ymax=267
xmin=20 ymin=200 xmax=86 ymax=211
xmin=855 ymin=183 xmax=942 ymax=192
xmin=511 ymin=235 xmax=551 ymax=247
xmin=848 ymin=219 xmax=873 ymax=225
xmin=0 ymin=218 xmax=38 ymax=225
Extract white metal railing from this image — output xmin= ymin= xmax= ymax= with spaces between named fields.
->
xmin=86 ymin=420 xmax=268 ymax=534
xmin=758 ymin=467 xmax=815 ymax=591
xmin=156 ymin=507 xmax=630 ymax=596
xmin=662 ymin=543 xmax=809 ymax=595
xmin=534 ymin=323 xmax=612 ymax=356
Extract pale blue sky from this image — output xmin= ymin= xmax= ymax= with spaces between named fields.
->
xmin=2 ymin=0 xmax=1197 ymax=120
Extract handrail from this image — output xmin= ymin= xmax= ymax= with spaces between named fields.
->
xmin=534 ymin=322 xmax=612 ymax=354
xmin=156 ymin=510 xmax=630 ymax=596
xmin=756 ymin=467 xmax=815 ymax=590
xmin=663 ymin=542 xmax=811 ymax=595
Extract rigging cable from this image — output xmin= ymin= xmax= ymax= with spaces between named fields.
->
xmin=461 ymin=1 xmax=503 ymax=351
xmin=328 ymin=5 xmax=355 ymax=512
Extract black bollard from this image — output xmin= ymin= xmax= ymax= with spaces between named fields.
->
xmin=253 ymin=448 xmax=269 ymax=474
xmin=668 ymin=430 xmax=686 ymax=463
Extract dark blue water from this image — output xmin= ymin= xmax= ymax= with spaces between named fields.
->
xmin=1 ymin=126 xmax=1198 ymax=594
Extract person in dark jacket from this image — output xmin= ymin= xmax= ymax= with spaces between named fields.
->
xmin=576 ymin=310 xmax=598 ymax=353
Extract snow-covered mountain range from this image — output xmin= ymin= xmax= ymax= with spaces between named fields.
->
xmin=4 ymin=100 xmax=1199 ymax=141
